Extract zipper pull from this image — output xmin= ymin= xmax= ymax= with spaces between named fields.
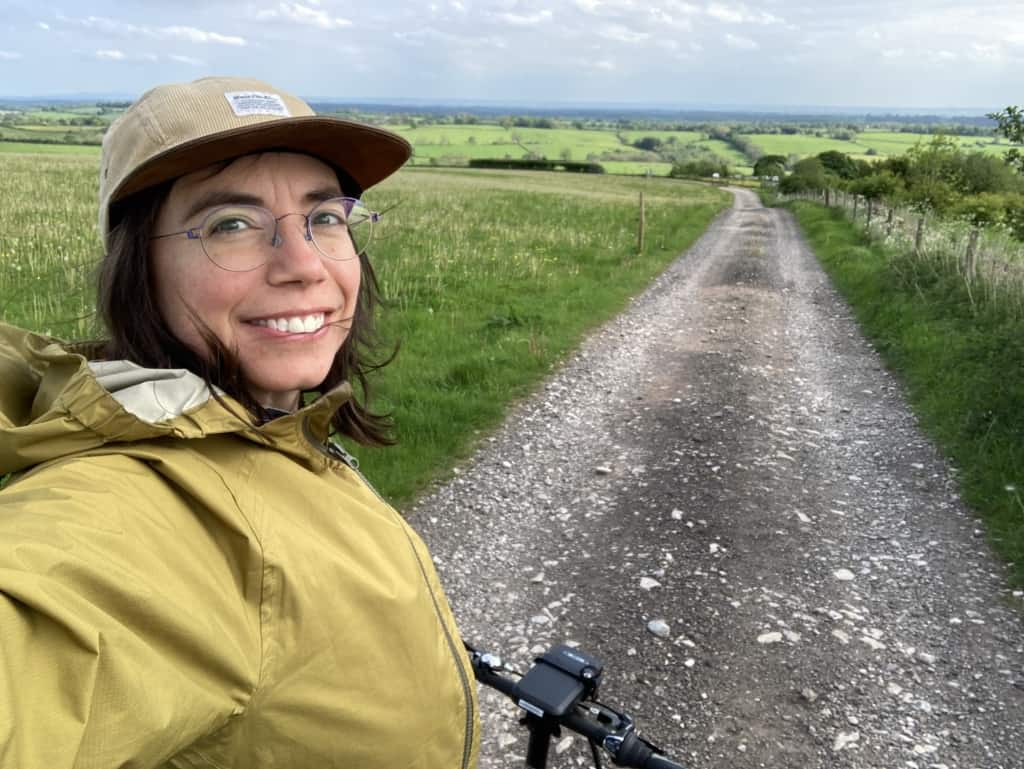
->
xmin=326 ymin=440 xmax=360 ymax=469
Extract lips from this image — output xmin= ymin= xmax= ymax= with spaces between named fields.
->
xmin=249 ymin=312 xmax=327 ymax=334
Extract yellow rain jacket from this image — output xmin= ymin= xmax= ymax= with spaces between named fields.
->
xmin=0 ymin=323 xmax=479 ymax=769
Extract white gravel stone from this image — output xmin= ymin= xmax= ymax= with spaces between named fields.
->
xmin=758 ymin=631 xmax=783 ymax=644
xmin=647 ymin=619 xmax=671 ymax=638
xmin=833 ymin=568 xmax=856 ymax=581
xmin=832 ymin=730 xmax=860 ymax=752
xmin=639 ymin=577 xmax=661 ymax=590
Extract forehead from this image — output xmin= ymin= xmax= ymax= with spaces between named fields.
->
xmin=169 ymin=151 xmax=341 ymax=200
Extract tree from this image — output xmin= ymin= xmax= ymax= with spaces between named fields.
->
xmin=817 ymin=150 xmax=859 ymax=180
xmin=849 ymin=171 xmax=901 ymax=201
xmin=987 ymin=105 xmax=1023 ymax=172
xmin=633 ymin=136 xmax=663 ymax=152
xmin=753 ymin=154 xmax=786 ymax=178
xmin=779 ymin=157 xmax=827 ymax=193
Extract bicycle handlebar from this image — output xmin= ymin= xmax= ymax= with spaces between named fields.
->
xmin=466 ymin=642 xmax=685 ymax=769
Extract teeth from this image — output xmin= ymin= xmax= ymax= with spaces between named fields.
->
xmin=254 ymin=313 xmax=325 ymax=333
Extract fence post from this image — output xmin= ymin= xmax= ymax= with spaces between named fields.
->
xmin=866 ymin=199 xmax=873 ymax=230
xmin=964 ymin=227 xmax=980 ymax=280
xmin=886 ymin=208 xmax=894 ymax=237
xmin=638 ymin=191 xmax=646 ymax=254
xmin=852 ymin=195 xmax=859 ymax=220
xmin=825 ymin=188 xmax=831 ymax=207
xmin=914 ymin=216 xmax=925 ymax=253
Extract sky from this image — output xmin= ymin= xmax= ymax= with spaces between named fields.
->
xmin=1 ymin=1 xmax=1023 ymax=111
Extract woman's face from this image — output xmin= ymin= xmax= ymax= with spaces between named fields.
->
xmin=150 ymin=152 xmax=361 ymax=411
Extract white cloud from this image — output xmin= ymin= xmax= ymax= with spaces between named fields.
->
xmin=95 ymin=49 xmax=125 ymax=60
xmin=55 ymin=15 xmax=246 ymax=46
xmin=971 ymin=42 xmax=1001 ymax=61
xmin=706 ymin=3 xmax=782 ymax=25
xmin=574 ymin=0 xmax=640 ymax=16
xmin=0 ymin=50 xmax=22 ymax=60
xmin=497 ymin=10 xmax=553 ymax=25
xmin=650 ymin=8 xmax=693 ymax=30
xmin=599 ymin=24 xmax=650 ymax=43
xmin=594 ymin=59 xmax=615 ymax=70
xmin=163 ymin=26 xmax=247 ymax=45
xmin=394 ymin=26 xmax=506 ymax=50
xmin=170 ymin=54 xmax=205 ymax=66
xmin=37 ymin=22 xmax=50 ymax=31
xmin=881 ymin=48 xmax=905 ymax=58
xmin=723 ymin=32 xmax=758 ymax=50
xmin=256 ymin=3 xmax=352 ymax=30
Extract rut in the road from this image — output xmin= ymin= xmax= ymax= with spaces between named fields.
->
xmin=407 ymin=189 xmax=1024 ymax=769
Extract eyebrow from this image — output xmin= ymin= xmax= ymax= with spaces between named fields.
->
xmin=182 ymin=185 xmax=346 ymax=223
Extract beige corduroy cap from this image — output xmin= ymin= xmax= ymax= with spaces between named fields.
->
xmin=98 ymin=75 xmax=411 ymax=250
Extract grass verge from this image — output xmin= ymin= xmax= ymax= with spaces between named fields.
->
xmin=788 ymin=200 xmax=1024 ymax=586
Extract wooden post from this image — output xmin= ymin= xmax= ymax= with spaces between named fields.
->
xmin=866 ymin=199 xmax=873 ymax=229
xmin=825 ymin=188 xmax=831 ymax=207
xmin=638 ymin=191 xmax=646 ymax=254
xmin=852 ymin=195 xmax=859 ymax=220
xmin=886 ymin=208 xmax=895 ymax=237
xmin=964 ymin=227 xmax=980 ymax=280
xmin=915 ymin=216 xmax=925 ymax=253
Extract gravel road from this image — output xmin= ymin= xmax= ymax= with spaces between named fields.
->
xmin=407 ymin=188 xmax=1024 ymax=769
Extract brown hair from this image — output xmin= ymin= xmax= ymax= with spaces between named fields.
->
xmin=97 ymin=176 xmax=395 ymax=446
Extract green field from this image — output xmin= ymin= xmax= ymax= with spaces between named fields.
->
xmin=2 ymin=104 xmax=1018 ymax=179
xmin=745 ymin=130 xmax=1016 ymax=162
xmin=0 ymin=150 xmax=729 ymax=502
xmin=0 ymin=142 xmax=99 ymax=154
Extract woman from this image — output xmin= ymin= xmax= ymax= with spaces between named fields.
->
xmin=0 ymin=77 xmax=478 ymax=768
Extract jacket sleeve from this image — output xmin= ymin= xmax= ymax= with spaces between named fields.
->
xmin=0 ymin=453 xmax=262 ymax=769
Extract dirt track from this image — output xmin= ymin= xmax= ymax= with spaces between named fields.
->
xmin=408 ymin=188 xmax=1024 ymax=769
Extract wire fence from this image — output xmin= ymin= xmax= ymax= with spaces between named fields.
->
xmin=777 ymin=188 xmax=1024 ymax=318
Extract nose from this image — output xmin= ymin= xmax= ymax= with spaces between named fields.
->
xmin=265 ymin=213 xmax=327 ymax=283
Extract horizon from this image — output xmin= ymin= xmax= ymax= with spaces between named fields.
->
xmin=0 ymin=93 xmax=1005 ymax=121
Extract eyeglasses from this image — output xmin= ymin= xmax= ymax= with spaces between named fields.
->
xmin=150 ymin=196 xmax=380 ymax=272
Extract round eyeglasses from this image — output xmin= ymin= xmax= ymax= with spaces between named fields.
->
xmin=150 ymin=196 xmax=380 ymax=272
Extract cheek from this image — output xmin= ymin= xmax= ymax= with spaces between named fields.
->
xmin=151 ymin=247 xmax=239 ymax=346
xmin=330 ymin=260 xmax=363 ymax=310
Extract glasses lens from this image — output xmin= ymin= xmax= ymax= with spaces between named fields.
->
xmin=310 ymin=197 xmax=374 ymax=260
xmin=199 ymin=205 xmax=276 ymax=272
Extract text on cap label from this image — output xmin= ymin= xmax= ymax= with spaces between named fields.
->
xmin=224 ymin=91 xmax=291 ymax=118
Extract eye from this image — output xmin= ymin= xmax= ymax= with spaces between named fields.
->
xmin=311 ymin=209 xmax=345 ymax=227
xmin=201 ymin=207 xmax=267 ymax=239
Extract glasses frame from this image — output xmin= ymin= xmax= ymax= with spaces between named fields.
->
xmin=149 ymin=196 xmax=381 ymax=272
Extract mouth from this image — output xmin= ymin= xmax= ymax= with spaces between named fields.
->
xmin=248 ymin=312 xmax=327 ymax=334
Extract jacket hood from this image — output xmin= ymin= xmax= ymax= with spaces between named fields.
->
xmin=0 ymin=322 xmax=352 ymax=475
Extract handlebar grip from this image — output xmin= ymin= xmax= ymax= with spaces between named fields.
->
xmin=644 ymin=753 xmax=685 ymax=769
xmin=613 ymin=732 xmax=685 ymax=769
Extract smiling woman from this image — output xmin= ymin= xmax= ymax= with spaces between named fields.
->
xmin=0 ymin=77 xmax=479 ymax=768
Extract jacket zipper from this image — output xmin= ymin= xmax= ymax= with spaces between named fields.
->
xmin=303 ymin=421 xmax=476 ymax=769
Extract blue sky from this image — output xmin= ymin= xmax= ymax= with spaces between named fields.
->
xmin=2 ymin=1 xmax=1023 ymax=110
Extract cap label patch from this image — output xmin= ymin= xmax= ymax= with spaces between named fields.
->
xmin=224 ymin=91 xmax=291 ymax=118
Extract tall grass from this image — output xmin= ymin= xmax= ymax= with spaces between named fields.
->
xmin=787 ymin=201 xmax=1024 ymax=585
xmin=0 ymin=154 xmax=729 ymax=504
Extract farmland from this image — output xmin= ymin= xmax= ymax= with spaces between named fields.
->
xmin=1 ymin=100 xmax=1018 ymax=179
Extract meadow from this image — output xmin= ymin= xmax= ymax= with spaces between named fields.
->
xmin=0 ymin=151 xmax=729 ymax=502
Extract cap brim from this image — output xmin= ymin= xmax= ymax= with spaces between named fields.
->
xmin=112 ymin=116 xmax=411 ymax=203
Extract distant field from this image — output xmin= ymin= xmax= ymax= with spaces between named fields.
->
xmin=745 ymin=130 xmax=1016 ymax=161
xmin=0 ymin=141 xmax=99 ymax=154
xmin=0 ymin=115 xmax=1017 ymax=179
